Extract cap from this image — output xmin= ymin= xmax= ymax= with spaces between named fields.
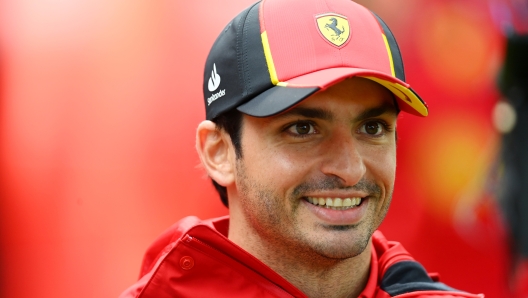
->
xmin=203 ymin=0 xmax=428 ymax=120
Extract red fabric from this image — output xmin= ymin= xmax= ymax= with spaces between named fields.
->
xmin=119 ymin=216 xmax=484 ymax=298
xmin=512 ymin=259 xmax=528 ymax=298
xmin=261 ymin=0 xmax=392 ymax=82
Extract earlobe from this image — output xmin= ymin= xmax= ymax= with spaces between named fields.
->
xmin=196 ymin=120 xmax=235 ymax=187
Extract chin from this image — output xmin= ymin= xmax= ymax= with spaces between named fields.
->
xmin=307 ymin=233 xmax=371 ymax=260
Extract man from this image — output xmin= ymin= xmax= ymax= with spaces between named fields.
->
xmin=121 ymin=0 xmax=483 ymax=297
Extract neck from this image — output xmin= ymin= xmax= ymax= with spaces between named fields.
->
xmin=228 ymin=211 xmax=372 ymax=298
xmin=262 ymin=240 xmax=371 ymax=298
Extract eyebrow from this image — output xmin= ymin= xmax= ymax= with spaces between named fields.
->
xmin=353 ymin=105 xmax=398 ymax=122
xmin=274 ymin=102 xmax=397 ymax=122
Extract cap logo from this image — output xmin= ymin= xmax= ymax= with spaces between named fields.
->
xmin=315 ymin=13 xmax=350 ymax=47
xmin=208 ymin=63 xmax=221 ymax=92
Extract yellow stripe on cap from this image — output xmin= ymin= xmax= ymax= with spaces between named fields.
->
xmin=363 ymin=76 xmax=429 ymax=117
xmin=382 ymin=34 xmax=396 ymax=77
xmin=261 ymin=31 xmax=279 ymax=85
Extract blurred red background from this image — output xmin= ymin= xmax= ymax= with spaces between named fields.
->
xmin=0 ymin=0 xmax=512 ymax=297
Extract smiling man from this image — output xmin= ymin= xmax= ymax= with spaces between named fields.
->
xmin=120 ymin=0 xmax=483 ymax=297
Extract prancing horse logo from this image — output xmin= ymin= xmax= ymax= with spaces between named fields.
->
xmin=325 ymin=18 xmax=345 ymax=37
xmin=315 ymin=13 xmax=350 ymax=47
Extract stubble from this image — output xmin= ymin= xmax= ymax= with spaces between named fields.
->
xmin=235 ymin=159 xmax=392 ymax=261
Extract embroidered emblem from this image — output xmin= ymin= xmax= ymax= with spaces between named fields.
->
xmin=316 ymin=13 xmax=350 ymax=47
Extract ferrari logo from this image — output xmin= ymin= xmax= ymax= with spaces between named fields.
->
xmin=316 ymin=14 xmax=350 ymax=47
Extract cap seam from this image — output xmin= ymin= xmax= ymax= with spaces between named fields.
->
xmin=243 ymin=4 xmax=257 ymax=95
xmin=322 ymin=0 xmax=345 ymax=65
xmin=235 ymin=6 xmax=250 ymax=98
xmin=259 ymin=0 xmax=268 ymax=34
xmin=259 ymin=0 xmax=280 ymax=85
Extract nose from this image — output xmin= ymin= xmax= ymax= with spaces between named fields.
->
xmin=319 ymin=131 xmax=366 ymax=187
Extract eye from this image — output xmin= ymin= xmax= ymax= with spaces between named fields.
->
xmin=360 ymin=121 xmax=385 ymax=136
xmin=286 ymin=122 xmax=316 ymax=136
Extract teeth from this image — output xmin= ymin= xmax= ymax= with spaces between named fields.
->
xmin=306 ymin=197 xmax=362 ymax=209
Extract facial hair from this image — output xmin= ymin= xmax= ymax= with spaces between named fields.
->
xmin=235 ymin=160 xmax=392 ymax=260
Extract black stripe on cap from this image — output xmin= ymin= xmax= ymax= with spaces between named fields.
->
xmin=371 ymin=12 xmax=406 ymax=82
xmin=240 ymin=1 xmax=273 ymax=98
xmin=204 ymin=1 xmax=273 ymax=120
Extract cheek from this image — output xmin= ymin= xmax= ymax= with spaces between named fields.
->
xmin=362 ymin=145 xmax=396 ymax=183
xmin=246 ymin=148 xmax=313 ymax=184
xmin=241 ymin=139 xmax=316 ymax=194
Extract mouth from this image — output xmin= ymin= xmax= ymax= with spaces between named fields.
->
xmin=304 ymin=197 xmax=363 ymax=211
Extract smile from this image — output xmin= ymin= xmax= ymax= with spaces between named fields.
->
xmin=305 ymin=197 xmax=362 ymax=210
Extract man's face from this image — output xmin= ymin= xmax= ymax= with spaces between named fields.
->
xmin=233 ymin=77 xmax=397 ymax=259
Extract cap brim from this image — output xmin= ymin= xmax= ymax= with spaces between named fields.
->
xmin=237 ymin=67 xmax=428 ymax=117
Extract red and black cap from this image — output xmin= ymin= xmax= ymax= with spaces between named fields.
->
xmin=203 ymin=0 xmax=428 ymax=120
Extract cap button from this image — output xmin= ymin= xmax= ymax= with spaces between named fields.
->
xmin=180 ymin=256 xmax=194 ymax=270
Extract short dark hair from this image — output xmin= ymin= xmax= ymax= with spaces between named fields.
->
xmin=211 ymin=109 xmax=244 ymax=207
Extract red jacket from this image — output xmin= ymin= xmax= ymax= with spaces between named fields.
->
xmin=120 ymin=216 xmax=483 ymax=298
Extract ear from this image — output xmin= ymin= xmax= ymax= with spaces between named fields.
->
xmin=195 ymin=120 xmax=236 ymax=187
